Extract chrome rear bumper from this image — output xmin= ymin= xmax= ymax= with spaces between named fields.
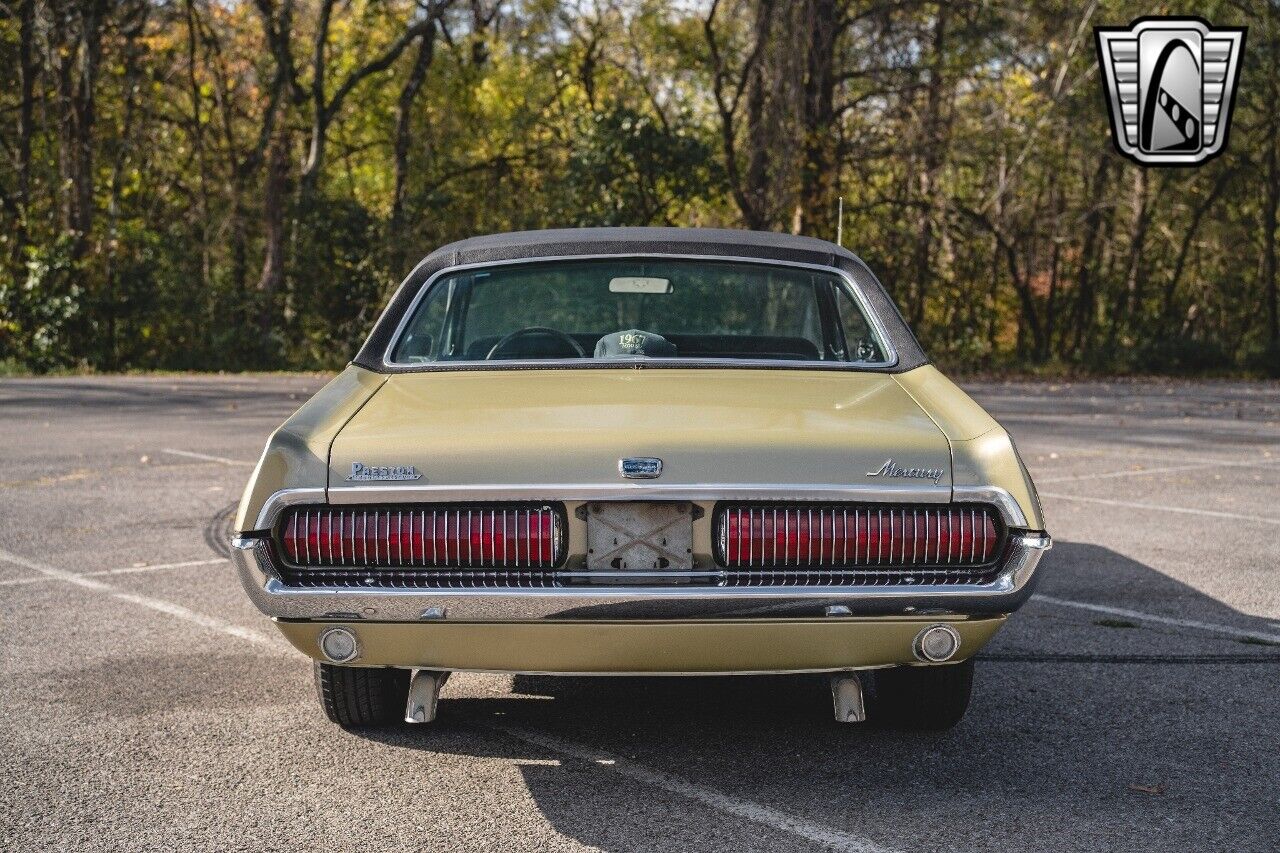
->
xmin=232 ymin=532 xmax=1050 ymax=622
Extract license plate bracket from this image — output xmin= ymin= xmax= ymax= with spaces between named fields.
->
xmin=585 ymin=502 xmax=695 ymax=573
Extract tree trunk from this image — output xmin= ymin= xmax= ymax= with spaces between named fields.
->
xmin=205 ymin=16 xmax=252 ymax=324
xmin=69 ymin=0 xmax=106 ymax=259
xmin=257 ymin=134 xmax=288 ymax=352
xmin=796 ymin=0 xmax=840 ymax=238
xmin=704 ymin=0 xmax=776 ymax=231
xmin=1066 ymin=157 xmax=1110 ymax=358
xmin=183 ymin=0 xmax=213 ymax=336
xmin=390 ymin=24 xmax=439 ymax=274
xmin=742 ymin=2 xmax=773 ymax=230
xmin=301 ymin=1 xmax=444 ymax=197
xmin=15 ymin=0 xmax=37 ymax=251
xmin=1109 ymin=169 xmax=1154 ymax=347
xmin=103 ymin=1 xmax=149 ymax=368
xmin=1265 ymin=35 xmax=1279 ymax=348
xmin=1005 ymin=238 xmax=1045 ymax=356
xmin=301 ymin=0 xmax=338 ymax=193
xmin=1160 ymin=170 xmax=1232 ymax=330
xmin=910 ymin=4 xmax=951 ymax=327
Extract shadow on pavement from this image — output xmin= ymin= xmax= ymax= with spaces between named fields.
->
xmin=349 ymin=541 xmax=1280 ymax=852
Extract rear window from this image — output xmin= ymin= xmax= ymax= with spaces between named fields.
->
xmin=389 ymin=258 xmax=891 ymax=366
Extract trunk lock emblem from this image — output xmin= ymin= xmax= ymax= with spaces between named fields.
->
xmin=619 ymin=457 xmax=663 ymax=479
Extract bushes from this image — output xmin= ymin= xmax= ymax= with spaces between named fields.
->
xmin=0 ymin=237 xmax=83 ymax=372
xmin=286 ymin=196 xmax=391 ymax=370
xmin=1244 ymin=339 xmax=1280 ymax=378
xmin=1125 ymin=336 xmax=1233 ymax=376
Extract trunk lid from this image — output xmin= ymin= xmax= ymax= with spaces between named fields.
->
xmin=328 ymin=369 xmax=951 ymax=495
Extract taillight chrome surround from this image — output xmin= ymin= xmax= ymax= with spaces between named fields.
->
xmin=276 ymin=504 xmax=565 ymax=570
xmin=714 ymin=503 xmax=1003 ymax=570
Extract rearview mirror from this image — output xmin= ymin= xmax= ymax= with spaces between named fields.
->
xmin=609 ymin=276 xmax=672 ymax=294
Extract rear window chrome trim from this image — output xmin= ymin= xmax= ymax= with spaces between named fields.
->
xmin=380 ymin=253 xmax=900 ymax=372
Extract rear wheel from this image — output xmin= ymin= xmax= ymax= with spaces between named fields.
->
xmin=314 ymin=662 xmax=409 ymax=728
xmin=869 ymin=659 xmax=974 ymax=730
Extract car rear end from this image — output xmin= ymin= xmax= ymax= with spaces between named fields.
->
xmin=239 ymin=493 xmax=1046 ymax=671
xmin=231 ymin=366 xmax=1049 ymax=728
xmin=231 ymin=229 xmax=1051 ymax=729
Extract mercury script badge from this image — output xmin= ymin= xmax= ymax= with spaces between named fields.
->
xmin=866 ymin=459 xmax=944 ymax=486
xmin=347 ymin=462 xmax=422 ymax=482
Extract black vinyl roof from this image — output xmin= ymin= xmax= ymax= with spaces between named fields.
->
xmin=353 ymin=227 xmax=928 ymax=372
xmin=425 ymin=227 xmax=860 ymax=267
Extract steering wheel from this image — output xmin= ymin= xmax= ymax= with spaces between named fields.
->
xmin=485 ymin=326 xmax=586 ymax=360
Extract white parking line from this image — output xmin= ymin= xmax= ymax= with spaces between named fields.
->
xmin=1 ymin=541 xmax=902 ymax=852
xmin=1032 ymin=594 xmax=1280 ymax=644
xmin=494 ymin=725 xmax=896 ymax=853
xmin=161 ymin=448 xmax=252 ymax=466
xmin=0 ymin=548 xmax=279 ymax=648
xmin=1038 ymin=492 xmax=1280 ymax=526
xmin=1036 ymin=461 xmax=1247 ymax=484
xmin=1025 ymin=444 xmax=1278 ymax=465
xmin=0 ymin=557 xmax=228 ymax=587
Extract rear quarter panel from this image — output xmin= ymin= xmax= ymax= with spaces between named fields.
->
xmin=234 ymin=366 xmax=386 ymax=533
xmin=894 ymin=366 xmax=1046 ymax=530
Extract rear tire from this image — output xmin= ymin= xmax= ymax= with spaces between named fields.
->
xmin=869 ymin=659 xmax=974 ymax=730
xmin=314 ymin=662 xmax=409 ymax=728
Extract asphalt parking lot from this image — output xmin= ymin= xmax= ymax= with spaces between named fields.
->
xmin=1 ymin=374 xmax=1277 ymax=852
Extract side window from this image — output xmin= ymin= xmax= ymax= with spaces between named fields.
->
xmin=394 ymin=279 xmax=452 ymax=361
xmin=834 ymin=285 xmax=884 ymax=363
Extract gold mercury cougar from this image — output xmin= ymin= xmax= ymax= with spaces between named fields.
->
xmin=232 ymin=227 xmax=1051 ymax=730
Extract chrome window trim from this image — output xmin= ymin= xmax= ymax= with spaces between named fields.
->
xmin=231 ymin=532 xmax=1051 ymax=622
xmin=380 ymin=253 xmax=900 ymax=371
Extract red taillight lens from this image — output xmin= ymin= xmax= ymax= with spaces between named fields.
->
xmin=279 ymin=505 xmax=560 ymax=568
xmin=718 ymin=505 xmax=1000 ymax=568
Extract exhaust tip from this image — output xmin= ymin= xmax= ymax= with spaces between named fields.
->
xmin=319 ymin=627 xmax=360 ymax=663
xmin=913 ymin=624 xmax=961 ymax=662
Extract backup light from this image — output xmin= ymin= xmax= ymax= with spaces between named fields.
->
xmin=914 ymin=624 xmax=961 ymax=662
xmin=319 ymin=627 xmax=359 ymax=663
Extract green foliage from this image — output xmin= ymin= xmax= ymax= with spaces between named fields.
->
xmin=566 ymin=107 xmax=723 ymax=226
xmin=0 ymin=0 xmax=1276 ymax=376
xmin=0 ymin=237 xmax=83 ymax=372
xmin=1126 ymin=336 xmax=1234 ymax=377
xmin=1244 ymin=340 xmax=1280 ymax=379
xmin=288 ymin=195 xmax=390 ymax=369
